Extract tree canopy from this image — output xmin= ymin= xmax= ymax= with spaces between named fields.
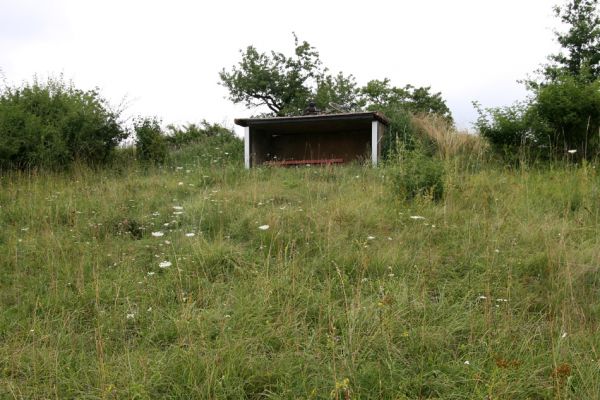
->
xmin=544 ymin=0 xmax=600 ymax=83
xmin=219 ymin=35 xmax=452 ymax=123
xmin=219 ymin=34 xmax=322 ymax=116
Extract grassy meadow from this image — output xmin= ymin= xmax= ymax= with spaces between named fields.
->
xmin=1 ymin=146 xmax=600 ymax=399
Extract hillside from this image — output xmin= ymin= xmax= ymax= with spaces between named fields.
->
xmin=1 ymin=159 xmax=600 ymax=399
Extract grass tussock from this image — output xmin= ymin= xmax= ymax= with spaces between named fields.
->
xmin=1 ymin=156 xmax=600 ymax=399
xmin=412 ymin=113 xmax=488 ymax=161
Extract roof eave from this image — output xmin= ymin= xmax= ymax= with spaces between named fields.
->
xmin=234 ymin=111 xmax=389 ymax=127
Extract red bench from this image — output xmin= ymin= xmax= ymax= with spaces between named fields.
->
xmin=264 ymin=158 xmax=344 ymax=166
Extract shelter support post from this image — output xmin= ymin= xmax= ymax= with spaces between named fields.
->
xmin=371 ymin=121 xmax=379 ymax=166
xmin=244 ymin=127 xmax=250 ymax=169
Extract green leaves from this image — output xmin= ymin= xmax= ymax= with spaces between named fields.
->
xmin=219 ymin=35 xmax=321 ymax=116
xmin=546 ymin=0 xmax=600 ymax=82
xmin=478 ymin=0 xmax=600 ymax=159
xmin=0 ymin=77 xmax=125 ymax=169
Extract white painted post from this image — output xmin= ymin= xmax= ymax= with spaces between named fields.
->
xmin=244 ymin=127 xmax=250 ymax=169
xmin=371 ymin=121 xmax=378 ymax=166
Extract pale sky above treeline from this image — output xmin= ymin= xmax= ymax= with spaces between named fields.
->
xmin=1 ymin=0 xmax=563 ymax=133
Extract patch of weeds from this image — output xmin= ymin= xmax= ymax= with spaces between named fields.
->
xmin=390 ymin=151 xmax=445 ymax=201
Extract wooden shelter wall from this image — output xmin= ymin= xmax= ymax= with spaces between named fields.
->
xmin=251 ymin=130 xmax=370 ymax=165
xmin=249 ymin=129 xmax=270 ymax=166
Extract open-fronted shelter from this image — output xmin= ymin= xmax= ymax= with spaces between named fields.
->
xmin=235 ymin=112 xmax=388 ymax=168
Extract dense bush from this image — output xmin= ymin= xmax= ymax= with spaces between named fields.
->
xmin=534 ymin=76 xmax=600 ymax=156
xmin=0 ymin=77 xmax=125 ymax=169
xmin=134 ymin=117 xmax=168 ymax=163
xmin=166 ymin=122 xmax=243 ymax=167
xmin=165 ymin=121 xmax=236 ymax=148
xmin=390 ymin=150 xmax=445 ymax=201
xmin=475 ymin=0 xmax=600 ymax=160
xmin=475 ymin=77 xmax=600 ymax=159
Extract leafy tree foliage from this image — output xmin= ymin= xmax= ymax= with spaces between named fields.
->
xmin=314 ymin=72 xmax=360 ymax=112
xmin=477 ymin=0 xmax=600 ymax=159
xmin=361 ymin=79 xmax=452 ymax=122
xmin=219 ymin=34 xmax=323 ymax=116
xmin=220 ymin=35 xmax=451 ymax=126
xmin=0 ymin=77 xmax=125 ymax=169
xmin=544 ymin=0 xmax=600 ymax=82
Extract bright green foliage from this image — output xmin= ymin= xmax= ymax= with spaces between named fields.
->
xmin=0 ymin=77 xmax=125 ymax=169
xmin=544 ymin=0 xmax=600 ymax=82
xmin=390 ymin=150 xmax=445 ymax=201
xmin=134 ymin=117 xmax=168 ymax=163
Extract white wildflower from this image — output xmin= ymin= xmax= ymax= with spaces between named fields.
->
xmin=258 ymin=225 xmax=270 ymax=230
xmin=147 ymin=271 xmax=155 ymax=276
xmin=178 ymin=182 xmax=184 ymax=186
xmin=159 ymin=261 xmax=172 ymax=269
xmin=173 ymin=206 xmax=184 ymax=210
xmin=561 ymin=332 xmax=568 ymax=339
xmin=151 ymin=231 xmax=164 ymax=237
xmin=410 ymin=215 xmax=425 ymax=220
xmin=567 ymin=149 xmax=577 ymax=154
xmin=126 ymin=313 xmax=135 ymax=320
xmin=464 ymin=360 xmax=470 ymax=365
xmin=185 ymin=232 xmax=195 ymax=237
xmin=367 ymin=235 xmax=376 ymax=240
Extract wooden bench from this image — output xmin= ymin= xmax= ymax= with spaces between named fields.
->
xmin=264 ymin=158 xmax=344 ymax=166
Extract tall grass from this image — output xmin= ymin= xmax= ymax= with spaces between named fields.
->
xmin=411 ymin=113 xmax=488 ymax=161
xmin=1 ymin=148 xmax=599 ymax=398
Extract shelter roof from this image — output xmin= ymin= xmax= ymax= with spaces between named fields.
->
xmin=234 ymin=111 xmax=389 ymax=128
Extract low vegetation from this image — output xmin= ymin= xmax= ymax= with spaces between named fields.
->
xmin=1 ymin=141 xmax=600 ymax=398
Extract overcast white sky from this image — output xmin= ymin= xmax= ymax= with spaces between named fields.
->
xmin=1 ymin=0 xmax=562 ymax=133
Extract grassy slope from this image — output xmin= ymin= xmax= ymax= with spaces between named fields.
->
xmin=1 ymin=158 xmax=600 ymax=399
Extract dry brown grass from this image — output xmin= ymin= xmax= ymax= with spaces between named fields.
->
xmin=411 ymin=113 xmax=488 ymax=160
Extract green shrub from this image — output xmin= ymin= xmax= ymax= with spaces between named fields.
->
xmin=390 ymin=150 xmax=445 ymax=201
xmin=166 ymin=122 xmax=243 ymax=167
xmin=534 ymin=76 xmax=600 ymax=156
xmin=0 ymin=77 xmax=125 ymax=169
xmin=165 ymin=121 xmax=236 ymax=148
xmin=134 ymin=117 xmax=167 ymax=163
